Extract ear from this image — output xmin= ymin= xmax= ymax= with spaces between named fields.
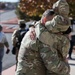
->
xmin=42 ymin=17 xmax=47 ymax=24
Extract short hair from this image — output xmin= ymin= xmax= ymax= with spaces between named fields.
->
xmin=0 ymin=25 xmax=3 ymax=31
xmin=42 ymin=9 xmax=55 ymax=17
xmin=29 ymin=24 xmax=35 ymax=28
xmin=18 ymin=20 xmax=26 ymax=28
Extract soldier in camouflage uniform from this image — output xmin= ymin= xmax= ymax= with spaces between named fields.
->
xmin=15 ymin=23 xmax=47 ymax=75
xmin=38 ymin=0 xmax=71 ymax=61
xmin=34 ymin=0 xmax=70 ymax=75
xmin=15 ymin=0 xmax=70 ymax=75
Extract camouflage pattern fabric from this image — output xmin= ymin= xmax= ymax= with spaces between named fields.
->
xmin=15 ymin=0 xmax=70 ymax=75
xmin=15 ymin=24 xmax=70 ymax=75
xmin=51 ymin=0 xmax=71 ymax=33
xmin=34 ymin=22 xmax=70 ymax=75
xmin=52 ymin=0 xmax=69 ymax=16
xmin=15 ymin=31 xmax=47 ymax=75
xmin=45 ymin=15 xmax=70 ymax=33
xmin=39 ymin=30 xmax=70 ymax=58
xmin=38 ymin=40 xmax=70 ymax=75
xmin=15 ymin=33 xmax=70 ymax=75
xmin=36 ymin=0 xmax=70 ymax=74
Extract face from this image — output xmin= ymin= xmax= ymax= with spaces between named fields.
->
xmin=46 ymin=15 xmax=54 ymax=21
xmin=41 ymin=14 xmax=54 ymax=25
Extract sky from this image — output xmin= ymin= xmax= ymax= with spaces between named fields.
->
xmin=0 ymin=0 xmax=19 ymax=2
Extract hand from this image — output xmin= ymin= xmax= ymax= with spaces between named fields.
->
xmin=6 ymin=49 xmax=10 ymax=54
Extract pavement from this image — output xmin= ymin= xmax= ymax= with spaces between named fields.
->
xmin=2 ymin=53 xmax=75 ymax=75
xmin=68 ymin=52 xmax=75 ymax=75
xmin=2 ymin=65 xmax=16 ymax=75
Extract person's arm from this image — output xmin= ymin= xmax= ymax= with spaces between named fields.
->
xmin=4 ymin=34 xmax=10 ymax=54
xmin=45 ymin=15 xmax=70 ymax=33
xmin=15 ymin=31 xmax=37 ymax=75
xmin=39 ymin=47 xmax=70 ymax=75
xmin=27 ymin=27 xmax=70 ymax=74
xmin=44 ymin=16 xmax=56 ymax=31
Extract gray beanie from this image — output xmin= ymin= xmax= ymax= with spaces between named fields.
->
xmin=42 ymin=9 xmax=54 ymax=17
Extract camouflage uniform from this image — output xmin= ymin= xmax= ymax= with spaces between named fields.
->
xmin=15 ymin=25 xmax=70 ymax=75
xmin=35 ymin=0 xmax=70 ymax=75
xmin=15 ymin=0 xmax=70 ymax=75
xmin=35 ymin=23 xmax=70 ymax=75
xmin=15 ymin=28 xmax=47 ymax=75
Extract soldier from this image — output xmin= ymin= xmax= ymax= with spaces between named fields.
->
xmin=34 ymin=0 xmax=71 ymax=75
xmin=38 ymin=0 xmax=71 ymax=60
xmin=15 ymin=22 xmax=47 ymax=75
xmin=12 ymin=20 xmax=27 ymax=70
xmin=15 ymin=0 xmax=71 ymax=75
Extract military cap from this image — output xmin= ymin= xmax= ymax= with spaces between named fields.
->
xmin=52 ymin=0 xmax=69 ymax=16
xmin=18 ymin=20 xmax=25 ymax=25
xmin=42 ymin=9 xmax=55 ymax=17
xmin=18 ymin=20 xmax=26 ymax=28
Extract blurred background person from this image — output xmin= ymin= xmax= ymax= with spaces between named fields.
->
xmin=0 ymin=25 xmax=10 ymax=75
xmin=11 ymin=20 xmax=27 ymax=70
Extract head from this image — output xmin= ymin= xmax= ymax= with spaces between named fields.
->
xmin=41 ymin=9 xmax=55 ymax=24
xmin=29 ymin=21 xmax=36 ymax=28
xmin=29 ymin=24 xmax=35 ymax=28
xmin=52 ymin=0 xmax=69 ymax=16
xmin=0 ymin=25 xmax=3 ymax=32
xmin=18 ymin=20 xmax=26 ymax=29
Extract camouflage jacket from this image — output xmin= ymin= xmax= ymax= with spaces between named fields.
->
xmin=15 ymin=28 xmax=70 ymax=75
xmin=35 ymin=21 xmax=70 ymax=75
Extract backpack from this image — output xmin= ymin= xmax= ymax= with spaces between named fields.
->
xmin=16 ymin=29 xmax=27 ymax=49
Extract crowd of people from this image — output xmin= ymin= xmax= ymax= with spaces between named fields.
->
xmin=0 ymin=0 xmax=75 ymax=75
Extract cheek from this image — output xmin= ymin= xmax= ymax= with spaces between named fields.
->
xmin=46 ymin=17 xmax=51 ymax=21
xmin=43 ymin=17 xmax=47 ymax=22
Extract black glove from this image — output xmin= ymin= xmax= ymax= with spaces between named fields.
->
xmin=6 ymin=49 xmax=10 ymax=54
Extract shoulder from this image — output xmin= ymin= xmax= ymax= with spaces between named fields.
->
xmin=0 ymin=32 xmax=6 ymax=38
xmin=14 ymin=29 xmax=20 ymax=34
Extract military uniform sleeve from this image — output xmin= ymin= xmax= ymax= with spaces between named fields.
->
xmin=39 ymin=46 xmax=70 ymax=75
xmin=45 ymin=15 xmax=70 ymax=33
xmin=45 ymin=16 xmax=56 ymax=31
xmin=4 ymin=37 xmax=9 ymax=48
xmin=15 ymin=39 xmax=46 ymax=75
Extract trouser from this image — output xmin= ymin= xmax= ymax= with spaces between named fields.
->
xmin=15 ymin=49 xmax=19 ymax=70
xmin=68 ymin=40 xmax=74 ymax=57
xmin=0 ymin=48 xmax=4 ymax=74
